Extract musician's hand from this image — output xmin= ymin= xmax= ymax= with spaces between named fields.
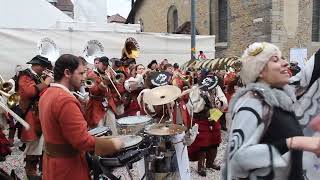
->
xmin=111 ymin=137 xmax=124 ymax=150
xmin=44 ymin=76 xmax=53 ymax=86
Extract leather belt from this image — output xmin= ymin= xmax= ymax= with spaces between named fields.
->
xmin=44 ymin=142 xmax=79 ymax=157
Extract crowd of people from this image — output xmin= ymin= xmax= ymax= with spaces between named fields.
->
xmin=0 ymin=41 xmax=320 ymax=180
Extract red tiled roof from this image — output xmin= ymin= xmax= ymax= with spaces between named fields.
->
xmin=108 ymin=14 xmax=126 ymax=23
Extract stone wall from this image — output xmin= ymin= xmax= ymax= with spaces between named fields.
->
xmin=216 ymin=0 xmax=272 ymax=58
xmin=132 ymin=0 xmax=318 ymax=58
xmin=134 ymin=0 xmax=210 ymax=35
xmin=271 ymin=0 xmax=315 ymax=58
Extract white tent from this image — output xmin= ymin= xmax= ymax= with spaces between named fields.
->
xmin=0 ymin=28 xmax=215 ymax=79
xmin=0 ymin=0 xmax=74 ymax=29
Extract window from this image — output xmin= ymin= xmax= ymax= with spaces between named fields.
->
xmin=209 ymin=0 xmax=228 ymax=42
xmin=139 ymin=18 xmax=144 ymax=32
xmin=312 ymin=0 xmax=320 ymax=42
xmin=218 ymin=0 xmax=228 ymax=42
xmin=167 ymin=5 xmax=178 ymax=33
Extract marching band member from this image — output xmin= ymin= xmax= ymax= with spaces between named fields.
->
xmin=39 ymin=54 xmax=123 ymax=180
xmin=0 ymin=95 xmax=11 ymax=161
xmin=85 ymin=56 xmax=119 ymax=134
xmin=15 ymin=55 xmax=53 ymax=179
xmin=187 ymin=73 xmax=228 ymax=177
xmin=124 ymin=64 xmax=147 ymax=116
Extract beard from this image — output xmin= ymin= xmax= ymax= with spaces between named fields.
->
xmin=69 ymin=77 xmax=80 ymax=92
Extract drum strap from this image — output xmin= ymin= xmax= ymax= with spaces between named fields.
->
xmin=44 ymin=142 xmax=79 ymax=157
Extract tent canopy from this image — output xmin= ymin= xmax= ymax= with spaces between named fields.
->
xmin=0 ymin=0 xmax=74 ymax=29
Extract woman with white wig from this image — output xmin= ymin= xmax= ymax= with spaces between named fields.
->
xmin=223 ymin=42 xmax=320 ymax=180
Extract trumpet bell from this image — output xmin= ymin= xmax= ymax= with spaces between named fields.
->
xmin=1 ymin=82 xmax=13 ymax=93
xmin=84 ymin=78 xmax=96 ymax=88
xmin=7 ymin=93 xmax=20 ymax=108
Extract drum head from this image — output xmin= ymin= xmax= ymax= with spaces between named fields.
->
xmin=117 ymin=116 xmax=152 ymax=125
xmin=88 ymin=126 xmax=110 ymax=136
xmin=102 ymin=135 xmax=143 ymax=149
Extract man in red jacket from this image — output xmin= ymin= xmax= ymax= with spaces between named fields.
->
xmin=39 ymin=54 xmax=122 ymax=180
xmin=16 ymin=55 xmax=53 ymax=179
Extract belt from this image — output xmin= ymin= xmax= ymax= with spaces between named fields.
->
xmin=44 ymin=142 xmax=79 ymax=157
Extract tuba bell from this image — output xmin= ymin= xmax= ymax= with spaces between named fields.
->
xmin=38 ymin=37 xmax=60 ymax=62
xmin=121 ymin=37 xmax=140 ymax=60
xmin=83 ymin=40 xmax=105 ymax=64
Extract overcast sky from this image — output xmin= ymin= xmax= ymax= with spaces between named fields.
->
xmin=107 ymin=0 xmax=131 ymax=18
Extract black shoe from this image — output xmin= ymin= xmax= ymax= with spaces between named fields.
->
xmin=18 ymin=143 xmax=26 ymax=151
xmin=221 ymin=127 xmax=228 ymax=131
xmin=198 ymin=169 xmax=207 ymax=177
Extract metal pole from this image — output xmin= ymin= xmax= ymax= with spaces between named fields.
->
xmin=191 ymin=0 xmax=196 ymax=60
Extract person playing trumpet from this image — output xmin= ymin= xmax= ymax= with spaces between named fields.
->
xmin=85 ymin=56 xmax=123 ymax=134
xmin=15 ymin=55 xmax=53 ymax=179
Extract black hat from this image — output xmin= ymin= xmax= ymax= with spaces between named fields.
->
xmin=27 ymin=55 xmax=52 ymax=67
xmin=147 ymin=60 xmax=157 ymax=69
xmin=99 ymin=56 xmax=109 ymax=65
xmin=150 ymin=71 xmax=171 ymax=87
xmin=198 ymin=75 xmax=218 ymax=91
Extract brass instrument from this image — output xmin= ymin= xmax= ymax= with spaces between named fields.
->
xmin=0 ymin=75 xmax=20 ymax=108
xmin=0 ymin=75 xmax=13 ymax=93
xmin=121 ymin=37 xmax=140 ymax=60
xmin=0 ymin=100 xmax=29 ymax=130
xmin=84 ymin=78 xmax=96 ymax=88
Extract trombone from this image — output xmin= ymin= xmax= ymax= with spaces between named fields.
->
xmin=0 ymin=75 xmax=29 ymax=130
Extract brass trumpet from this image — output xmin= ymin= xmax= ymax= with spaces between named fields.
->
xmin=0 ymin=75 xmax=13 ymax=93
xmin=84 ymin=78 xmax=96 ymax=88
xmin=0 ymin=75 xmax=20 ymax=108
xmin=41 ymin=69 xmax=54 ymax=82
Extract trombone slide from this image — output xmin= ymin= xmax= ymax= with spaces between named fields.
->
xmin=0 ymin=101 xmax=30 ymax=130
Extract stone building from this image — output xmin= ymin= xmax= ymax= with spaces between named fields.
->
xmin=126 ymin=0 xmax=320 ymax=58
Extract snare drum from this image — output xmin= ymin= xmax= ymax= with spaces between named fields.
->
xmin=117 ymin=116 xmax=153 ymax=135
xmin=98 ymin=135 xmax=144 ymax=168
xmin=88 ymin=126 xmax=112 ymax=137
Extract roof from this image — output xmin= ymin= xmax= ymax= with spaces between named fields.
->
xmin=175 ymin=21 xmax=199 ymax=35
xmin=125 ymin=0 xmax=144 ymax=24
xmin=108 ymin=14 xmax=126 ymax=23
xmin=56 ymin=0 xmax=73 ymax=12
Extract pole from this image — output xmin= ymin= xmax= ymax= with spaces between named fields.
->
xmin=191 ymin=0 xmax=196 ymax=60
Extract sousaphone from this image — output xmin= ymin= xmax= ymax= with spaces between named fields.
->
xmin=37 ymin=37 xmax=60 ymax=62
xmin=121 ymin=37 xmax=140 ymax=60
xmin=83 ymin=40 xmax=105 ymax=64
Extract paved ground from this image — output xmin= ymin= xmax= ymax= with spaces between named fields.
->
xmin=0 ymin=131 xmax=228 ymax=180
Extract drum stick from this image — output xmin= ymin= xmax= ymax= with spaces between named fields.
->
xmin=0 ymin=101 xmax=30 ymax=130
xmin=180 ymin=84 xmax=205 ymax=97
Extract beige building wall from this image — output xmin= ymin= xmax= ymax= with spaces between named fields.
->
xmin=134 ymin=0 xmax=210 ymax=35
xmin=271 ymin=0 xmax=319 ymax=57
xmin=132 ymin=0 xmax=319 ymax=58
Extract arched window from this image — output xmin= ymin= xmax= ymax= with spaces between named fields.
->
xmin=218 ymin=0 xmax=228 ymax=42
xmin=209 ymin=0 xmax=216 ymax=35
xmin=139 ymin=18 xmax=144 ymax=32
xmin=167 ymin=5 xmax=178 ymax=33
xmin=312 ymin=0 xmax=320 ymax=42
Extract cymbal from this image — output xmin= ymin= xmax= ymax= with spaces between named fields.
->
xmin=145 ymin=123 xmax=187 ymax=136
xmin=143 ymin=85 xmax=181 ymax=106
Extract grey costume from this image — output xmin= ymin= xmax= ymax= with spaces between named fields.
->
xmin=223 ymin=49 xmax=320 ymax=180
